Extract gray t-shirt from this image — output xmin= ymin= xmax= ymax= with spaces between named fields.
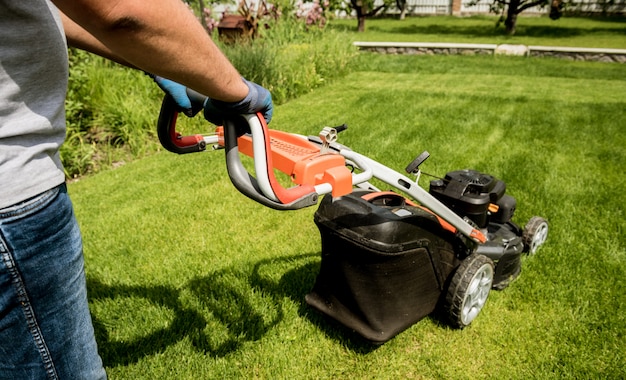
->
xmin=0 ymin=1 xmax=68 ymax=209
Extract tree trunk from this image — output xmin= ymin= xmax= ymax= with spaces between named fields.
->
xmin=549 ymin=0 xmax=563 ymax=19
xmin=505 ymin=0 xmax=520 ymax=35
xmin=397 ymin=0 xmax=408 ymax=20
xmin=357 ymin=15 xmax=366 ymax=32
xmin=353 ymin=1 xmax=367 ymax=32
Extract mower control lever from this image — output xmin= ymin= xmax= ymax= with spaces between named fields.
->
xmin=319 ymin=127 xmax=337 ymax=154
xmin=335 ymin=124 xmax=348 ymax=133
xmin=406 ymin=151 xmax=430 ymax=174
xmin=222 ymin=116 xmax=320 ymax=210
xmin=156 ymin=93 xmax=366 ymax=209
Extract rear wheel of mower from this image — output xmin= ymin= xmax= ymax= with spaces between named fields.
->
xmin=523 ymin=216 xmax=549 ymax=255
xmin=444 ymin=254 xmax=494 ymax=329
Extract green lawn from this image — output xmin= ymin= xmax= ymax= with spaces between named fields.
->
xmin=329 ymin=15 xmax=626 ymax=49
xmin=70 ymin=54 xmax=625 ymax=378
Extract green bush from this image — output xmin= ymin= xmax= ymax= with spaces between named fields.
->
xmin=64 ymin=49 xmax=164 ymax=177
xmin=218 ymin=19 xmax=357 ymax=104
xmin=63 ymin=49 xmax=97 ymax=178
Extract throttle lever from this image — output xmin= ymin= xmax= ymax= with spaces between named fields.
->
xmin=319 ymin=127 xmax=337 ymax=154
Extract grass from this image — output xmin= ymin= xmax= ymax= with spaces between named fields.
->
xmin=69 ymin=54 xmax=626 ymax=379
xmin=329 ymin=15 xmax=626 ymax=48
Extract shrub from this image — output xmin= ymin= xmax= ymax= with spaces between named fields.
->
xmin=64 ymin=49 xmax=163 ymax=178
xmin=220 ymin=18 xmax=357 ymax=104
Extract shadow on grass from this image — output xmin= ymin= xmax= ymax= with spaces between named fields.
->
xmin=88 ymin=279 xmax=208 ymax=366
xmin=88 ymin=253 xmax=380 ymax=367
xmin=89 ymin=247 xmax=488 ymax=367
xmin=250 ymin=255 xmax=382 ymax=354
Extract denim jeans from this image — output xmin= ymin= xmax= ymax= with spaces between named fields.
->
xmin=0 ymin=184 xmax=106 ymax=380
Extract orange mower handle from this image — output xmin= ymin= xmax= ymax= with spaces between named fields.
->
xmin=156 ymin=95 xmax=353 ymax=210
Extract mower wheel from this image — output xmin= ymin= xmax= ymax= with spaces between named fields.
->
xmin=444 ymin=254 xmax=494 ymax=329
xmin=522 ymin=216 xmax=549 ymax=255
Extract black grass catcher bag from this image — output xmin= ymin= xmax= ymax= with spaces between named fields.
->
xmin=305 ymin=190 xmax=473 ymax=344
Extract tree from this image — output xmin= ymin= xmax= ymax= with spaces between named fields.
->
xmin=469 ymin=0 xmax=563 ymax=35
xmin=348 ymin=0 xmax=393 ymax=32
xmin=396 ymin=0 xmax=409 ymax=20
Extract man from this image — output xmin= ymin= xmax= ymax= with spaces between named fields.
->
xmin=0 ymin=1 xmax=273 ymax=378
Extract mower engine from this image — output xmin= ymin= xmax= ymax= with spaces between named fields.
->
xmin=429 ymin=170 xmax=514 ymax=228
xmin=429 ymin=169 xmax=545 ymax=289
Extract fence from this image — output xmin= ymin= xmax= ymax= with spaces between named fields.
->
xmin=372 ymin=0 xmax=625 ymax=16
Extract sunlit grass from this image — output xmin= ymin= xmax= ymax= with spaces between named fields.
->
xmin=70 ymin=54 xmax=625 ymax=379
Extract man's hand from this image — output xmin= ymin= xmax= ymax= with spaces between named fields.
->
xmin=204 ymin=79 xmax=273 ymax=125
xmin=152 ymin=76 xmax=273 ymax=125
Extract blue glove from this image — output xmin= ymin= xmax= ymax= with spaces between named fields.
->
xmin=151 ymin=75 xmax=203 ymax=117
xmin=203 ymin=79 xmax=273 ymax=125
xmin=151 ymin=74 xmax=273 ymax=125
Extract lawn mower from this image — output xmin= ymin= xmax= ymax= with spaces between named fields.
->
xmin=157 ymin=93 xmax=548 ymax=343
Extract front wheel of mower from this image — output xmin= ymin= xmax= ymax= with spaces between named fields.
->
xmin=444 ymin=254 xmax=494 ymax=329
xmin=523 ymin=216 xmax=549 ymax=255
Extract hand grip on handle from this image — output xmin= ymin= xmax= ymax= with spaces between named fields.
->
xmin=157 ymin=93 xmax=207 ymax=154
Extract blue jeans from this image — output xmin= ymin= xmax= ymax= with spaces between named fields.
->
xmin=0 ymin=184 xmax=106 ymax=380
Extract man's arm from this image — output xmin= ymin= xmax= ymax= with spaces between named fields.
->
xmin=52 ymin=0 xmax=248 ymax=102
xmin=59 ymin=11 xmax=133 ymax=67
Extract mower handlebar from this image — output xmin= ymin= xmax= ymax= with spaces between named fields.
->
xmin=157 ymin=94 xmax=325 ymax=210
xmin=156 ymin=94 xmax=486 ymax=243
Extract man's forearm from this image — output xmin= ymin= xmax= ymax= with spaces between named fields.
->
xmin=53 ymin=0 xmax=248 ymax=102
